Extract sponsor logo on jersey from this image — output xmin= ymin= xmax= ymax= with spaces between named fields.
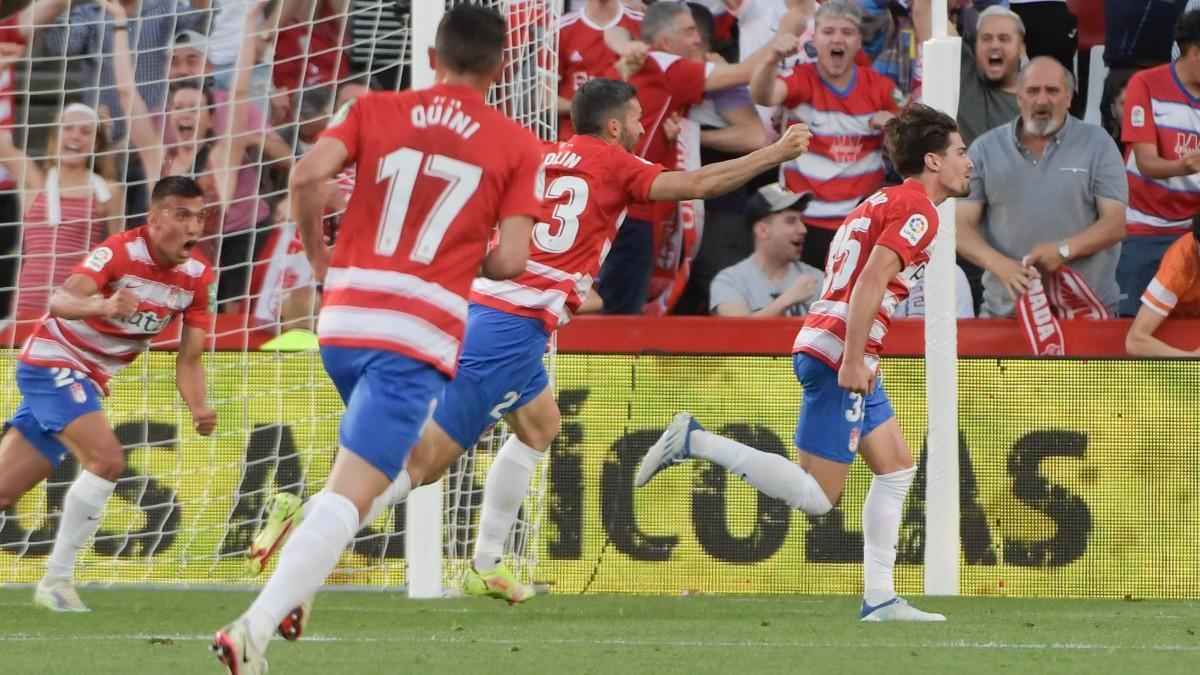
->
xmin=900 ymin=214 xmax=929 ymax=246
xmin=84 ymin=247 xmax=113 ymax=272
xmin=70 ymin=382 xmax=87 ymax=404
xmin=570 ymin=50 xmax=583 ymax=63
xmin=1131 ymin=105 xmax=1145 ymax=128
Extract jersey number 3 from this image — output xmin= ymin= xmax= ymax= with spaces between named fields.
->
xmin=375 ymin=148 xmax=482 ymax=262
xmin=532 ymin=176 xmax=588 ymax=253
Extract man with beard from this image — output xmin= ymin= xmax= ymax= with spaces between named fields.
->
xmin=913 ymin=1 xmax=1025 ymax=148
xmin=956 ymin=57 xmax=1127 ymax=318
xmin=709 ymin=183 xmax=823 ymax=317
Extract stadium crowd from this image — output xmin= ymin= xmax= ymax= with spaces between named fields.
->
xmin=0 ymin=0 xmax=1197 ymax=351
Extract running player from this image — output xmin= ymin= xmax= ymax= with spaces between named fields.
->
xmin=245 ymin=78 xmax=812 ymax=612
xmin=636 ymin=103 xmax=972 ymax=622
xmin=210 ymin=5 xmax=544 ymax=673
xmin=0 ymin=176 xmax=216 ymax=612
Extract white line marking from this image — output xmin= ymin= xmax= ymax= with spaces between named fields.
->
xmin=0 ymin=633 xmax=1197 ymax=652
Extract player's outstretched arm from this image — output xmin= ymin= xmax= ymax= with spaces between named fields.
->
xmin=482 ymin=215 xmax=534 ymax=280
xmin=48 ymin=274 xmax=139 ymax=321
xmin=839 ymin=245 xmax=902 ymax=395
xmin=290 ymin=136 xmax=349 ymax=283
xmin=176 ymin=324 xmax=217 ymax=435
xmin=648 ymin=123 xmax=811 ymax=202
xmin=1125 ymin=305 xmax=1200 ymax=358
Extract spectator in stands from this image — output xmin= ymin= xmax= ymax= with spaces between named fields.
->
xmin=678 ymin=1 xmax=770 ymax=313
xmin=556 ymin=0 xmax=643 ymax=140
xmin=0 ymin=103 xmax=123 ymax=314
xmin=1125 ymin=214 xmax=1200 ymax=357
xmin=110 ymin=0 xmax=263 ymax=310
xmin=728 ymin=0 xmax=820 ymax=135
xmin=0 ymin=6 xmax=36 ymax=317
xmin=289 ymin=86 xmax=334 ymax=155
xmin=957 ymin=57 xmax=1127 ymax=318
xmin=1008 ymin=0 xmax=1078 ymax=74
xmin=1104 ymin=68 xmax=1134 ymax=153
xmin=750 ymin=0 xmax=899 ymax=269
xmin=913 ymin=1 xmax=1023 ymax=148
xmin=272 ymin=0 xmax=349 ymax=117
xmin=1117 ymin=10 xmax=1200 ymax=316
xmin=709 ymin=183 xmax=822 ymax=317
xmin=42 ymin=0 xmax=207 ymax=141
xmin=596 ymin=1 xmax=794 ymax=314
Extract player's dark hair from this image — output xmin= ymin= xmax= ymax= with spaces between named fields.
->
xmin=1176 ymin=11 xmax=1200 ymax=56
xmin=1192 ymin=211 xmax=1200 ymax=244
xmin=571 ymin=78 xmax=638 ymax=137
xmin=151 ymin=175 xmax=205 ymax=203
xmin=435 ymin=3 xmax=506 ymax=76
xmin=885 ymin=103 xmax=959 ymax=178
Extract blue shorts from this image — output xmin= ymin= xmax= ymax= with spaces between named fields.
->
xmin=793 ymin=353 xmax=895 ymax=465
xmin=320 ymin=346 xmax=448 ymax=480
xmin=4 ymin=362 xmax=104 ymax=468
xmin=433 ymin=303 xmax=550 ymax=450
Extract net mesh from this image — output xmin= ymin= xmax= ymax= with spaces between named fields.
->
xmin=0 ymin=0 xmax=557 ymax=590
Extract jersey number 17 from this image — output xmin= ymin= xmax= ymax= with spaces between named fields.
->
xmin=374 ymin=148 xmax=482 ymax=262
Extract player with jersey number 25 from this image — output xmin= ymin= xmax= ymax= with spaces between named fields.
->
xmin=638 ymin=103 xmax=973 ymax=622
xmin=211 ymin=5 xmax=546 ymax=674
xmin=0 ymin=176 xmax=217 ymax=613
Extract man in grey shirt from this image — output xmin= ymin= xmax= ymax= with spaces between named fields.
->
xmin=957 ymin=57 xmax=1127 ymax=318
xmin=710 ymin=184 xmax=823 ymax=317
xmin=914 ymin=2 xmax=1023 ymax=148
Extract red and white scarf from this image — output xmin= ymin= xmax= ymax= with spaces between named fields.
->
xmin=1016 ymin=265 xmax=1109 ymax=356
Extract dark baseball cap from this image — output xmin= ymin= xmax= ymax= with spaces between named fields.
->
xmin=745 ymin=183 xmax=813 ymax=229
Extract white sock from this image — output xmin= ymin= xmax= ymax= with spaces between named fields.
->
xmin=690 ymin=430 xmax=832 ymax=515
xmin=244 ymin=490 xmax=359 ymax=642
xmin=44 ymin=470 xmax=116 ymax=584
xmin=862 ymin=466 xmax=916 ymax=606
xmin=472 ymin=437 xmax=545 ymax=573
xmin=361 ymin=470 xmax=412 ymax=528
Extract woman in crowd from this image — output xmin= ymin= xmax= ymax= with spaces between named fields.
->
xmin=0 ymin=103 xmax=123 ymax=315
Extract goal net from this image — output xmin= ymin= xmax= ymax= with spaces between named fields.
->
xmin=0 ymin=0 xmax=557 ymax=592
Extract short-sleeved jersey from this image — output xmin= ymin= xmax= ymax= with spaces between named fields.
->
xmin=1141 ymin=233 xmax=1200 ymax=318
xmin=471 ymin=134 xmax=665 ymax=331
xmin=19 ymin=227 xmax=214 ymax=393
xmin=779 ymin=63 xmax=901 ymax=231
xmin=1122 ymin=64 xmax=1200 ymax=237
xmin=793 ymin=179 xmax=939 ymax=370
xmin=557 ymin=4 xmax=642 ymax=139
xmin=626 ymin=51 xmax=712 ymax=223
xmin=318 ymin=86 xmax=544 ymax=375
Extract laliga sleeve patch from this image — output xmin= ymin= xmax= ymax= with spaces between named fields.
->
xmin=1131 ymin=105 xmax=1145 ymax=128
xmin=84 ymin=246 xmax=113 ymax=272
xmin=899 ymin=214 xmax=929 ymax=246
xmin=207 ymin=282 xmax=217 ymax=314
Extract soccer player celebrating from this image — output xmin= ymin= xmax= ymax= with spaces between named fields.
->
xmin=0 ymin=176 xmax=216 ymax=612
xmin=244 ymin=78 xmax=812 ymax=614
xmin=211 ymin=5 xmax=544 ymax=673
xmin=637 ymin=103 xmax=972 ymax=622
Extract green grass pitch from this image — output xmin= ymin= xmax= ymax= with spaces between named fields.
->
xmin=1 ymin=590 xmax=1198 ymax=673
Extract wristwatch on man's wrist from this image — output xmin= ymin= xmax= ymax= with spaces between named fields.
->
xmin=1057 ymin=240 xmax=1071 ymax=261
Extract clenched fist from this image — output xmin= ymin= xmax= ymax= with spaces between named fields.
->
xmin=774 ymin=124 xmax=813 ymax=161
xmin=103 ymin=288 xmax=140 ymax=318
xmin=191 ymin=405 xmax=217 ymax=436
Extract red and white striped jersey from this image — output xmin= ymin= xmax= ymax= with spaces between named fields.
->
xmin=557 ymin=3 xmax=643 ymax=139
xmin=318 ymin=86 xmax=544 ymax=375
xmin=793 ymin=179 xmax=939 ymax=370
xmin=17 ymin=188 xmax=108 ymax=314
xmin=471 ymin=134 xmax=665 ymax=330
xmin=20 ymin=227 xmax=214 ymax=393
xmin=1121 ymin=64 xmax=1200 ymax=237
xmin=778 ymin=63 xmax=901 ymax=231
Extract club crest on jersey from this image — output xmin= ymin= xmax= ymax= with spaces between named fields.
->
xmin=70 ymin=382 xmax=87 ymax=404
xmin=900 ymin=214 xmax=928 ymax=246
xmin=329 ymin=99 xmax=354 ymax=128
xmin=84 ymin=247 xmax=113 ymax=272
